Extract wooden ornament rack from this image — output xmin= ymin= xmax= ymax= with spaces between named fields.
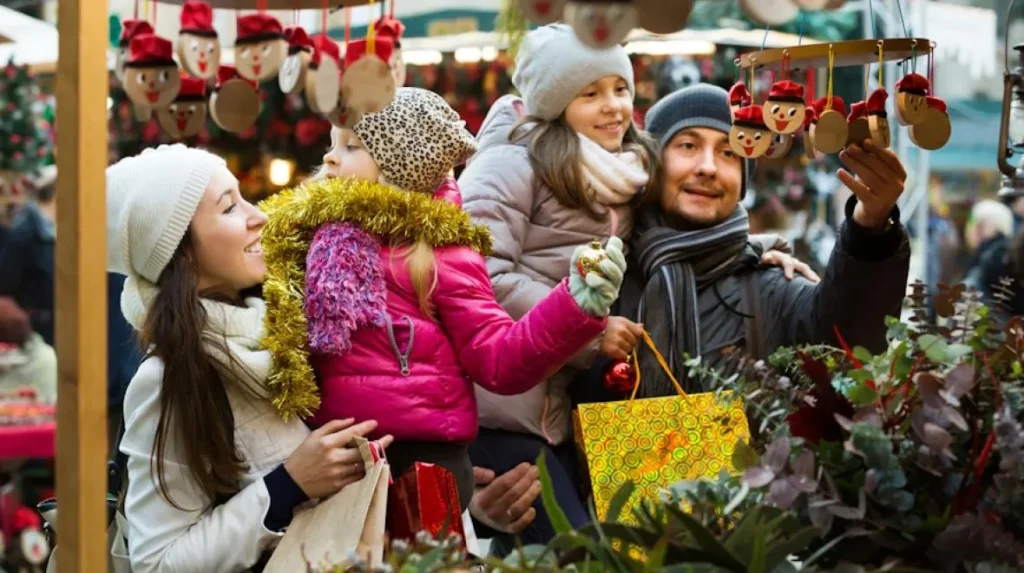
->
xmin=738 ymin=37 xmax=933 ymax=72
xmin=156 ymin=0 xmax=370 ymax=8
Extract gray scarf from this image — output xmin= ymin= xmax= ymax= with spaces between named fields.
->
xmin=632 ymin=205 xmax=760 ymax=396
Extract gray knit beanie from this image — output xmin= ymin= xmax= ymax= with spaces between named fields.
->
xmin=512 ymin=24 xmax=635 ymax=121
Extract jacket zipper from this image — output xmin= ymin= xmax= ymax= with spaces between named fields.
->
xmin=384 ymin=315 xmax=414 ymax=376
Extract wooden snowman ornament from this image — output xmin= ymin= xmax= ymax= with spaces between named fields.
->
xmin=518 ymin=0 xmax=567 ymax=24
xmin=122 ymin=34 xmax=181 ymax=108
xmin=634 ymin=0 xmax=695 ymax=34
xmin=342 ymin=36 xmax=397 ymax=116
xmin=278 ymin=26 xmax=314 ymax=95
xmin=305 ymin=35 xmax=341 ymax=115
xmin=763 ymin=80 xmax=806 ymax=135
xmin=563 ymin=1 xmax=638 ymax=50
xmin=374 ymin=15 xmax=407 ymax=87
xmin=176 ymin=1 xmax=220 ymax=79
xmin=115 ymin=19 xmax=153 ymax=82
xmin=234 ymin=13 xmax=287 ymax=83
xmin=909 ymin=96 xmax=951 ymax=150
xmin=865 ymin=88 xmax=891 ymax=149
xmin=895 ymin=72 xmax=931 ymax=126
xmin=730 ymin=105 xmax=773 ymax=159
xmin=802 ymin=108 xmax=818 ymax=160
xmin=209 ymin=65 xmax=261 ymax=132
xmin=810 ymin=95 xmax=847 ymax=154
xmin=845 ymin=100 xmax=871 ymax=148
xmin=728 ymin=82 xmax=752 ymax=120
xmin=156 ymin=74 xmax=207 ymax=139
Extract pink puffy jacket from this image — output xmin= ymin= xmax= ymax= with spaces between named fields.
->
xmin=305 ymin=226 xmax=606 ymax=443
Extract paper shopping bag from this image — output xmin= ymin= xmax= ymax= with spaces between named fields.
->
xmin=573 ymin=331 xmax=749 ymax=525
xmin=387 ymin=462 xmax=466 ymax=549
xmin=265 ymin=437 xmax=389 ymax=572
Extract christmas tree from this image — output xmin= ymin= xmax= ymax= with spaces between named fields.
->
xmin=0 ymin=58 xmax=54 ymax=177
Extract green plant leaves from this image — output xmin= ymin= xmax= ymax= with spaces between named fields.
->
xmin=537 ymin=452 xmax=573 ymax=535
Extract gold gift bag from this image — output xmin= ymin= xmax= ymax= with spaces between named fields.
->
xmin=573 ymin=331 xmax=750 ymax=524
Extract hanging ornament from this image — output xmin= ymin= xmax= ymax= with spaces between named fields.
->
xmin=865 ymin=87 xmax=891 ymax=149
xmin=279 ymin=26 xmax=315 ymax=95
xmin=728 ymin=81 xmax=752 ymax=120
xmin=764 ymin=132 xmax=794 ymax=160
xmin=729 ymin=105 xmax=772 ymax=159
xmin=306 ymin=35 xmax=341 ymax=115
xmin=176 ymin=1 xmax=220 ymax=79
xmin=116 ymin=19 xmax=154 ymax=83
xmin=895 ymin=72 xmax=930 ymax=126
xmin=576 ymin=239 xmax=609 ymax=279
xmin=762 ymin=79 xmax=806 ymax=135
xmin=234 ymin=13 xmax=287 ymax=83
xmin=342 ymin=35 xmax=397 ymax=116
xmin=328 ymin=102 xmax=359 ymax=129
xmin=739 ymin=0 xmax=799 ymax=27
xmin=563 ymin=1 xmax=637 ymax=50
xmin=209 ymin=65 xmax=260 ymax=133
xmin=603 ymin=358 xmax=636 ymax=395
xmin=811 ymin=46 xmax=847 ymax=154
xmin=374 ymin=14 xmax=407 ymax=87
xmin=156 ymin=73 xmax=207 ymax=139
xmin=908 ymin=96 xmax=951 ymax=151
xmin=517 ymin=0 xmax=567 ymax=25
xmin=845 ymin=101 xmax=871 ymax=148
xmin=635 ymin=0 xmax=694 ymax=35
xmin=123 ymin=34 xmax=181 ymax=108
xmin=802 ymin=108 xmax=818 ymax=160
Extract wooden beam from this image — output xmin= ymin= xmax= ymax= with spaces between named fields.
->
xmin=55 ymin=0 xmax=109 ymax=570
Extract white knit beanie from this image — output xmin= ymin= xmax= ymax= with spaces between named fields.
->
xmin=106 ymin=144 xmax=225 ymax=284
xmin=512 ymin=23 xmax=634 ymax=121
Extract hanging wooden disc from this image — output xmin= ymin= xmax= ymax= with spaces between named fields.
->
xmin=764 ymin=133 xmax=794 ymax=160
xmin=909 ymin=107 xmax=951 ymax=151
xmin=328 ymin=100 xmax=360 ymax=129
xmin=803 ymin=129 xmax=817 ymax=160
xmin=279 ymin=50 xmax=310 ymax=95
xmin=209 ymin=78 xmax=261 ymax=132
xmin=793 ymin=0 xmax=846 ymax=9
xmin=635 ymin=0 xmax=695 ymax=35
xmin=811 ymin=110 xmax=848 ymax=154
xmin=340 ymin=57 xmax=396 ymax=115
xmin=867 ymin=115 xmax=891 ymax=149
xmin=517 ymin=0 xmax=566 ymax=25
xmin=563 ymin=1 xmax=637 ymax=50
xmin=157 ymin=100 xmax=207 ymax=139
xmin=305 ymin=57 xmax=340 ymax=114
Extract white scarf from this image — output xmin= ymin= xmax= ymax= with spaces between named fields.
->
xmin=577 ymin=133 xmax=650 ymax=213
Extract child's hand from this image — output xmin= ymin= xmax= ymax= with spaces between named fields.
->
xmin=568 ymin=236 xmax=627 ymax=317
xmin=600 ymin=316 xmax=644 ymax=360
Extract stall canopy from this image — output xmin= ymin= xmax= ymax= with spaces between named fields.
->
xmin=0 ymin=6 xmax=59 ymax=72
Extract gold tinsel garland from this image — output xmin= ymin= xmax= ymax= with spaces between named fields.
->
xmin=259 ymin=178 xmax=493 ymax=419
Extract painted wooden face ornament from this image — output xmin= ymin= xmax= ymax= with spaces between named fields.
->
xmin=730 ymin=105 xmax=772 ymax=159
xmin=305 ymin=35 xmax=341 ymax=115
xmin=342 ymin=36 xmax=397 ymax=116
xmin=518 ymin=0 xmax=567 ymax=24
xmin=845 ymin=100 xmax=872 ymax=148
xmin=802 ymin=108 xmax=818 ymax=160
xmin=116 ymin=19 xmax=153 ymax=82
xmin=176 ymin=1 xmax=220 ymax=79
xmin=810 ymin=95 xmax=848 ymax=154
xmin=728 ymin=82 xmax=752 ymax=121
xmin=865 ymin=87 xmax=891 ymax=149
xmin=563 ymin=1 xmax=638 ymax=50
xmin=374 ymin=15 xmax=407 ymax=87
xmin=209 ymin=65 xmax=261 ymax=133
xmin=123 ymin=34 xmax=181 ymax=108
xmin=909 ymin=96 xmax=952 ymax=151
xmin=635 ymin=0 xmax=694 ymax=34
xmin=156 ymin=74 xmax=207 ymax=139
xmin=764 ymin=133 xmax=794 ymax=160
xmin=279 ymin=26 xmax=314 ymax=95
xmin=763 ymin=80 xmax=806 ymax=135
xmin=895 ymin=72 xmax=931 ymax=126
xmin=234 ymin=13 xmax=287 ymax=83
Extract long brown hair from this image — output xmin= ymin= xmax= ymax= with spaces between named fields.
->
xmin=510 ymin=114 xmax=659 ymax=220
xmin=139 ymin=232 xmax=251 ymax=509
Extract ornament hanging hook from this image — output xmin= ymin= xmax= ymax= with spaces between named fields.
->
xmin=826 ymin=44 xmax=835 ymax=111
xmin=877 ymin=40 xmax=885 ymax=87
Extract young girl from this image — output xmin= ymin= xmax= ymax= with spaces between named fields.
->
xmin=259 ymin=87 xmax=623 ymax=509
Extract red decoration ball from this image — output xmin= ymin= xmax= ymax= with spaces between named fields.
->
xmin=10 ymin=134 xmax=20 ymax=144
xmin=603 ymin=359 xmax=637 ymax=395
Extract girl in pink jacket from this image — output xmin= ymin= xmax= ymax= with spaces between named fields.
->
xmin=260 ymin=88 xmax=624 ymax=508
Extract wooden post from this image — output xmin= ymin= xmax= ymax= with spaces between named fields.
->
xmin=55 ymin=0 xmax=109 ymax=570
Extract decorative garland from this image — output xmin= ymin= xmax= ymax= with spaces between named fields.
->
xmin=259 ymin=177 xmax=492 ymax=419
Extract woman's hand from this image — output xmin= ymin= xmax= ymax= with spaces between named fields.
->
xmin=469 ymin=464 xmax=541 ymax=534
xmin=760 ymin=250 xmax=821 ymax=283
xmin=838 ymin=140 xmax=907 ymax=230
xmin=600 ymin=316 xmax=644 ymax=360
xmin=569 ymin=237 xmax=627 ymax=317
xmin=284 ymin=418 xmax=393 ymax=499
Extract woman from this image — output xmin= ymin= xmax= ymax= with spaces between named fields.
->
xmin=108 ymin=145 xmax=391 ymax=573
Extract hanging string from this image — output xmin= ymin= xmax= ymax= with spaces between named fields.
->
xmin=133 ymin=0 xmax=139 ymax=20
xmin=760 ymin=24 xmax=770 ymax=51
xmin=782 ymin=51 xmax=791 ymax=81
xmin=344 ymin=7 xmax=351 ymax=47
xmin=863 ymin=62 xmax=870 ymax=100
xmin=826 ymin=44 xmax=835 ymax=110
xmin=734 ymin=59 xmax=741 ymax=83
xmin=143 ymin=0 xmax=150 ymax=22
xmin=877 ymin=41 xmax=884 ymax=87
xmin=867 ymin=0 xmax=877 ymax=38
xmin=151 ymin=0 xmax=157 ymax=28
xmin=367 ymin=0 xmax=377 ymax=55
xmin=910 ymin=39 xmax=918 ymax=74
xmin=390 ymin=0 xmax=396 ymax=18
xmin=896 ymin=0 xmax=910 ymax=38
xmin=748 ymin=57 xmax=756 ymax=98
xmin=928 ymin=41 xmax=935 ymax=88
xmin=797 ymin=11 xmax=806 ymax=46
xmin=321 ymin=0 xmax=328 ymax=39
xmin=257 ymin=0 xmax=267 ymax=12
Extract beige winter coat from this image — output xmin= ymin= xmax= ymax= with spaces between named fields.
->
xmin=460 ymin=95 xmax=633 ymax=445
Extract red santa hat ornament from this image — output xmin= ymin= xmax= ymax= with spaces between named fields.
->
xmin=729 ymin=105 xmax=772 ymax=159
xmin=728 ymin=82 xmax=752 ymax=120
xmin=176 ymin=1 xmax=220 ymax=80
xmin=895 ymin=72 xmax=931 ymax=126
xmin=156 ymin=73 xmax=208 ymax=139
xmin=234 ymin=13 xmax=287 ymax=83
xmin=305 ymin=35 xmax=341 ymax=115
xmin=865 ymin=87 xmax=891 ymax=149
xmin=209 ymin=65 xmax=261 ymax=133
xmin=810 ymin=95 xmax=848 ymax=154
xmin=763 ymin=80 xmax=806 ymax=135
xmin=341 ymin=34 xmax=397 ymax=116
xmin=375 ymin=15 xmax=407 ymax=86
xmin=115 ymin=19 xmax=154 ymax=82
xmin=279 ymin=26 xmax=315 ymax=95
xmin=123 ymin=34 xmax=181 ymax=108
xmin=909 ymin=96 xmax=951 ymax=151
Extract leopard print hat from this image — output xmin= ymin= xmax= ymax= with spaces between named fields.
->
xmin=353 ymin=87 xmax=477 ymax=193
